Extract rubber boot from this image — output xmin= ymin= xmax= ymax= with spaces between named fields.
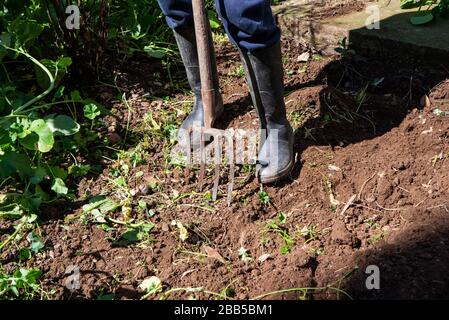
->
xmin=173 ymin=27 xmax=223 ymax=148
xmin=239 ymin=43 xmax=294 ymax=184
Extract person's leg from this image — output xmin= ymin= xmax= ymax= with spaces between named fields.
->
xmin=215 ymin=0 xmax=294 ymax=183
xmin=214 ymin=0 xmax=280 ymax=52
xmin=157 ymin=0 xmax=193 ymax=30
xmin=157 ymin=0 xmax=222 ymax=146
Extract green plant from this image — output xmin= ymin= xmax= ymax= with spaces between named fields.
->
xmin=334 ymin=37 xmax=355 ymax=57
xmin=229 ymin=65 xmax=245 ymax=78
xmin=0 ymin=267 xmax=43 ymax=299
xmin=299 ymin=224 xmax=318 ymax=244
xmin=400 ymin=0 xmax=449 ymax=25
xmin=258 ymin=190 xmax=270 ymax=206
xmin=264 ymin=214 xmax=296 ymax=254
xmin=238 ymin=246 xmax=252 ymax=262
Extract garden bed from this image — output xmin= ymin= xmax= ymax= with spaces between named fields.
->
xmin=1 ymin=1 xmax=449 ymax=300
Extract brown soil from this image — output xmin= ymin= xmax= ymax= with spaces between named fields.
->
xmin=4 ymin=2 xmax=449 ymax=300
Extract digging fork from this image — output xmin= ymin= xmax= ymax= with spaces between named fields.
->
xmin=188 ymin=0 xmax=234 ymax=206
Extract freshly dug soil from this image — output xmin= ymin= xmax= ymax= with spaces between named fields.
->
xmin=4 ymin=2 xmax=449 ymax=300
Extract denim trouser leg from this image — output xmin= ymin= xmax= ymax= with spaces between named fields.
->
xmin=214 ymin=0 xmax=280 ymax=52
xmin=157 ymin=0 xmax=281 ymax=52
xmin=157 ymin=0 xmax=194 ymax=30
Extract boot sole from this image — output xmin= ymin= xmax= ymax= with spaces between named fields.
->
xmin=258 ymin=157 xmax=295 ymax=184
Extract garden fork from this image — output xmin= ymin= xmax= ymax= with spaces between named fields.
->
xmin=186 ymin=0 xmax=235 ymax=206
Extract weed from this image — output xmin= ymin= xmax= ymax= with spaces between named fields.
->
xmin=263 ymin=215 xmax=296 ymax=254
xmin=238 ymin=246 xmax=252 ymax=262
xmin=258 ymin=189 xmax=270 ymax=206
xmin=431 ymin=152 xmax=447 ymax=166
xmin=363 ymin=218 xmax=378 ymax=229
xmin=299 ymin=224 xmax=319 ymax=244
xmin=289 ymin=111 xmax=303 ymax=128
xmin=369 ymin=233 xmax=384 ymax=245
xmin=0 ymin=267 xmax=46 ymax=299
xmin=334 ymin=37 xmax=355 ymax=57
xmin=229 ymin=65 xmax=245 ymax=78
xmin=355 ymin=83 xmax=369 ymax=113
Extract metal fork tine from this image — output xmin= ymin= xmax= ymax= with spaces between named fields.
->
xmin=185 ymin=127 xmax=192 ymax=178
xmin=227 ymin=131 xmax=235 ymax=207
xmin=199 ymin=127 xmax=205 ymax=190
xmin=212 ymin=134 xmax=221 ymax=201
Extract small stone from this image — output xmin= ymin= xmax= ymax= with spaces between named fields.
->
xmin=161 ymin=223 xmax=169 ymax=232
xmin=106 ymin=133 xmax=122 ymax=144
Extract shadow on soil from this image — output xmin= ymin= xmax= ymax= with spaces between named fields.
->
xmin=342 ymin=207 xmax=449 ymax=299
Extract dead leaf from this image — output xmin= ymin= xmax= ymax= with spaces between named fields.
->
xmin=257 ymin=253 xmax=272 ymax=263
xmin=328 ymin=164 xmax=341 ymax=172
xmin=171 ymin=220 xmax=188 ymax=241
xmin=202 ymin=245 xmax=226 ymax=264
xmin=297 ymin=52 xmax=310 ymax=62
xmin=144 ymin=175 xmax=159 ymax=186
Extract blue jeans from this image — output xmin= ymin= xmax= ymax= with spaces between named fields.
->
xmin=157 ymin=0 xmax=280 ymax=52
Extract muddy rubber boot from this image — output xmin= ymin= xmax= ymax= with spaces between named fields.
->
xmin=173 ymin=27 xmax=223 ymax=148
xmin=240 ymin=43 xmax=295 ymax=184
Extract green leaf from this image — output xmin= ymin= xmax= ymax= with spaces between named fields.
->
xmin=70 ymin=90 xmax=83 ymax=102
xmin=68 ymin=164 xmax=91 ymax=177
xmin=51 ymin=178 xmax=68 ymax=195
xmin=98 ymin=198 xmax=119 ymax=214
xmin=0 ymin=205 xmax=23 ymax=219
xmin=143 ymin=45 xmax=166 ymax=59
xmin=30 ymin=167 xmax=47 ymax=184
xmin=83 ymin=103 xmax=101 ymax=120
xmin=401 ymin=0 xmax=419 ymax=9
xmin=35 ymin=57 xmax=72 ymax=90
xmin=82 ymin=196 xmax=118 ymax=215
xmin=27 ymin=231 xmax=44 ymax=253
xmin=410 ymin=12 xmax=435 ymax=25
xmin=139 ymin=276 xmax=162 ymax=295
xmin=82 ymin=195 xmax=107 ymax=213
xmin=20 ymin=268 xmax=42 ymax=284
xmin=10 ymin=286 xmax=19 ymax=297
xmin=121 ymin=228 xmax=140 ymax=242
xmin=56 ymin=56 xmax=72 ymax=69
xmin=278 ymin=212 xmax=287 ymax=224
xmin=19 ymin=248 xmax=32 ymax=260
xmin=46 ymin=115 xmax=79 ymax=136
xmin=280 ymin=245 xmax=291 ymax=254
xmin=0 ymin=151 xmax=33 ymax=179
xmin=21 ymin=119 xmax=54 ymax=152
xmin=208 ymin=10 xmax=221 ymax=29
xmin=8 ymin=19 xmax=45 ymax=48
xmin=53 ymin=85 xmax=65 ymax=100
xmin=49 ymin=166 xmax=68 ymax=180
